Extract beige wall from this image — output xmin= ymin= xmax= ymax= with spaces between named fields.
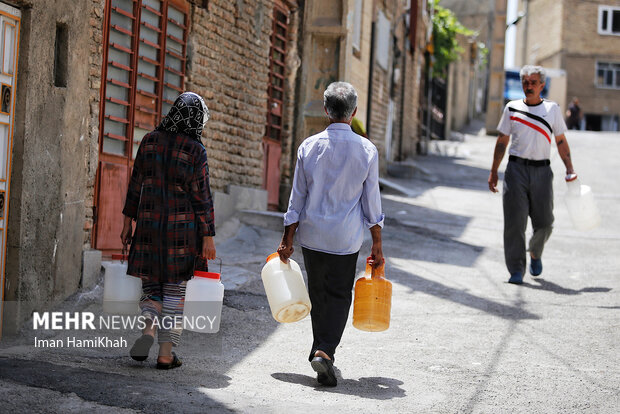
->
xmin=524 ymin=0 xmax=563 ymax=65
xmin=346 ymin=0 xmax=372 ymax=124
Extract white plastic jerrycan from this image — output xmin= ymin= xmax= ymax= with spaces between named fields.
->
xmin=103 ymin=254 xmax=142 ymax=315
xmin=183 ymin=258 xmax=224 ymax=333
xmin=261 ymin=253 xmax=311 ymax=323
xmin=565 ymin=177 xmax=601 ymax=231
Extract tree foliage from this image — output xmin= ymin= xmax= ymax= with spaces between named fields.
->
xmin=431 ymin=0 xmax=474 ymax=78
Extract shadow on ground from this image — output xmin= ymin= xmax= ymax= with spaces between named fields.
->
xmin=522 ymin=278 xmax=612 ymax=295
xmin=0 ymin=357 xmax=234 ymax=413
xmin=271 ymin=371 xmax=406 ymax=400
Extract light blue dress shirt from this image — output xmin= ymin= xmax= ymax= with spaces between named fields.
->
xmin=283 ymin=123 xmax=385 ymax=255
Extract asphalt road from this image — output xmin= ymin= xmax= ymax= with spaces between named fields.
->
xmin=1 ymin=128 xmax=618 ymax=413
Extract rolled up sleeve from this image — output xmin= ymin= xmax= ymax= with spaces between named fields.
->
xmin=361 ymin=150 xmax=384 ymax=228
xmin=283 ymin=149 xmax=307 ymax=226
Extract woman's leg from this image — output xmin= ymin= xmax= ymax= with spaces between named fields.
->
xmin=140 ymin=281 xmax=163 ymax=336
xmin=156 ymin=281 xmax=187 ymax=364
xmin=130 ymin=281 xmax=162 ymax=360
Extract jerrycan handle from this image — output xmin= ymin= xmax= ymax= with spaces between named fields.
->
xmin=366 ymin=256 xmax=386 ymax=278
xmin=111 ymin=246 xmax=129 ymax=264
xmin=194 ymin=256 xmax=222 ymax=274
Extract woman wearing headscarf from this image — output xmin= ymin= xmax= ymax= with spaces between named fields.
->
xmin=120 ymin=92 xmax=216 ymax=369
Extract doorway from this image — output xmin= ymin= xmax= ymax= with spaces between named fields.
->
xmin=94 ymin=0 xmax=189 ymax=254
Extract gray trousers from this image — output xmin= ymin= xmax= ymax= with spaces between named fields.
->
xmin=503 ymin=161 xmax=554 ymax=274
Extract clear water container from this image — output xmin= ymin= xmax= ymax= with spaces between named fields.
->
xmin=353 ymin=257 xmax=392 ymax=332
xmin=565 ymin=178 xmax=601 ymax=231
xmin=103 ymin=254 xmax=142 ymax=315
xmin=183 ymin=260 xmax=224 ymax=333
xmin=261 ymin=253 xmax=311 ymax=323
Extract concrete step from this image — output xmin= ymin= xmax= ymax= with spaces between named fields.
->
xmin=238 ymin=210 xmax=284 ymax=231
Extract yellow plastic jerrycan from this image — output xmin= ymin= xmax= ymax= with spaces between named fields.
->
xmin=353 ymin=256 xmax=392 ymax=332
xmin=261 ymin=253 xmax=312 ymax=323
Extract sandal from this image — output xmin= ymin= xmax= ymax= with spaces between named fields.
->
xmin=129 ymin=334 xmax=154 ymax=361
xmin=156 ymin=352 xmax=182 ymax=370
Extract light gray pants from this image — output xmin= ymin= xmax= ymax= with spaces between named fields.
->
xmin=503 ymin=161 xmax=554 ymax=275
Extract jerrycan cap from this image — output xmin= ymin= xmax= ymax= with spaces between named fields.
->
xmin=193 ymin=257 xmax=222 ymax=280
xmin=194 ymin=270 xmax=221 ymax=280
xmin=267 ymin=252 xmax=281 ymax=263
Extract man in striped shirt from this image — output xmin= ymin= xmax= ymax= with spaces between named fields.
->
xmin=488 ymin=65 xmax=576 ymax=285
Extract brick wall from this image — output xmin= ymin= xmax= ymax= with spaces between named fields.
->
xmin=186 ymin=0 xmax=274 ymax=192
xmin=564 ymin=55 xmax=620 ymax=116
xmin=563 ymin=0 xmax=620 ymax=56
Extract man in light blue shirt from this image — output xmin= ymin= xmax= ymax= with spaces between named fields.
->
xmin=278 ymin=82 xmax=384 ymax=387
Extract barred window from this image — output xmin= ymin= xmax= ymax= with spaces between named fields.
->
xmin=101 ymin=0 xmax=189 ymax=159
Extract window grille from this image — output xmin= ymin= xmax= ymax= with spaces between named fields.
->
xmin=101 ymin=0 xmax=189 ymax=160
xmin=265 ymin=5 xmax=288 ymax=142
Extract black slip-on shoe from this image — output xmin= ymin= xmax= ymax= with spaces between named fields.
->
xmin=311 ymin=356 xmax=337 ymax=386
xmin=156 ymin=352 xmax=182 ymax=370
xmin=130 ymin=334 xmax=154 ymax=361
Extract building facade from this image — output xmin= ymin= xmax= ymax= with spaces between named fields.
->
xmin=1 ymin=0 xmax=300 ymax=335
xmin=291 ymin=0 xmax=429 ymax=184
xmin=1 ymin=0 xmax=428 ymax=336
xmin=515 ymin=0 xmax=620 ymax=131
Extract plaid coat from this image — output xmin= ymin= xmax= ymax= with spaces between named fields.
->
xmin=122 ymin=129 xmax=215 ymax=283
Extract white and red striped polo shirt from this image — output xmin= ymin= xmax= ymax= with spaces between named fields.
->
xmin=497 ymin=99 xmax=567 ymax=161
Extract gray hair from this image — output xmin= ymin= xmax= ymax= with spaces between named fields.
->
xmin=520 ymin=65 xmax=547 ymax=83
xmin=324 ymin=82 xmax=357 ymax=121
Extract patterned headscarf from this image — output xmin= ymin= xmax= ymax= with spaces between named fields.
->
xmin=157 ymin=92 xmax=210 ymax=142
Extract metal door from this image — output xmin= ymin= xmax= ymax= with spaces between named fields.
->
xmin=94 ymin=0 xmax=188 ymax=254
